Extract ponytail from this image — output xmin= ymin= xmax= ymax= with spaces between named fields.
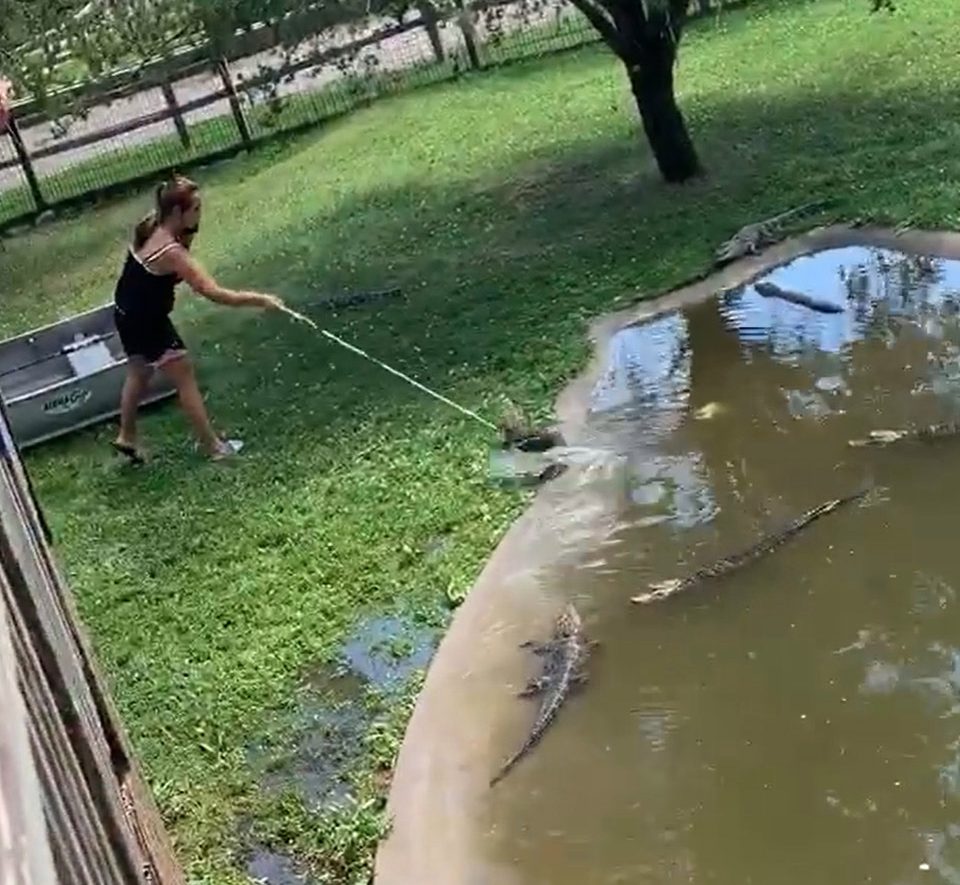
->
xmin=133 ymin=210 xmax=158 ymax=249
xmin=133 ymin=174 xmax=198 ymax=247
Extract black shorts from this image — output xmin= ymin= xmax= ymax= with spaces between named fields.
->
xmin=114 ymin=307 xmax=187 ymax=367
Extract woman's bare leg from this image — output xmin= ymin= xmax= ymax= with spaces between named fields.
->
xmin=159 ymin=354 xmax=223 ymax=455
xmin=116 ymin=359 xmax=153 ymax=449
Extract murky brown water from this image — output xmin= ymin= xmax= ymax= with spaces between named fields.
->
xmin=484 ymin=246 xmax=960 ymax=884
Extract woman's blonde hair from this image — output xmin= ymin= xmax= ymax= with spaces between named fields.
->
xmin=133 ymin=174 xmax=200 ymax=248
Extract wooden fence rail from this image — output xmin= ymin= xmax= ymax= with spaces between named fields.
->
xmin=0 ymin=0 xmax=744 ymax=229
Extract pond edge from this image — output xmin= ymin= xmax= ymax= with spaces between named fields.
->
xmin=372 ymin=223 xmax=960 ymax=885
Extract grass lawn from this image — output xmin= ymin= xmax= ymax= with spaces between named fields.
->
xmin=4 ymin=0 xmax=960 ymax=880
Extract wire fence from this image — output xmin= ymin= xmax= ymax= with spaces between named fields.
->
xmin=0 ymin=0 xmax=728 ymax=229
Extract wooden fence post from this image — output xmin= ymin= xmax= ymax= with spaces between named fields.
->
xmin=417 ymin=1 xmax=446 ymax=63
xmin=455 ymin=1 xmax=481 ymax=70
xmin=159 ymin=80 xmax=192 ymax=150
xmin=216 ymin=58 xmax=253 ymax=150
xmin=5 ymin=115 xmax=47 ymax=212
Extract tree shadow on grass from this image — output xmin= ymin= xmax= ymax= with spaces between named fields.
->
xmin=217 ymin=72 xmax=960 ymax=402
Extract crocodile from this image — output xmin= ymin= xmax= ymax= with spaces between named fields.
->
xmin=490 ymin=603 xmax=591 ymax=787
xmin=714 ymin=201 xmax=829 ymax=267
xmin=848 ymin=422 xmax=960 ymax=448
xmin=497 ymin=397 xmax=567 ymax=453
xmin=631 ymin=486 xmax=870 ymax=605
xmin=311 ymin=287 xmax=404 ymax=311
xmin=754 ymin=280 xmax=845 ymax=315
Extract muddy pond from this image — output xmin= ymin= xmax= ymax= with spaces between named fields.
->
xmin=483 ymin=244 xmax=960 ymax=885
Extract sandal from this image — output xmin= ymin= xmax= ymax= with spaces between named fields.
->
xmin=111 ymin=441 xmax=146 ymax=465
xmin=210 ymin=438 xmax=244 ymax=462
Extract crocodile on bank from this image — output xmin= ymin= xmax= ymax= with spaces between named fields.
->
xmin=311 ymin=287 xmax=404 ymax=311
xmin=497 ymin=397 xmax=567 ymax=453
xmin=714 ymin=201 xmax=830 ymax=267
xmin=490 ymin=603 xmax=591 ymax=787
xmin=848 ymin=422 xmax=960 ymax=448
xmin=631 ymin=487 xmax=870 ymax=605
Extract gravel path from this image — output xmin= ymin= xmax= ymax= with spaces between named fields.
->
xmin=0 ymin=1 xmax=586 ymax=204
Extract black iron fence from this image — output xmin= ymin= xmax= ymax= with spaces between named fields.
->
xmin=0 ymin=0 xmax=731 ymax=230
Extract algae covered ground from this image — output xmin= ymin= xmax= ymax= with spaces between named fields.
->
xmin=4 ymin=0 xmax=960 ymax=880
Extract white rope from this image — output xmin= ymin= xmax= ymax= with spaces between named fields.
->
xmin=279 ymin=306 xmax=498 ymax=432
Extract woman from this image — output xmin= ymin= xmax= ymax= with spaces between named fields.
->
xmin=112 ymin=174 xmax=285 ymax=463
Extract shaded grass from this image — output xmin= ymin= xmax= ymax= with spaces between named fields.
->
xmin=4 ymin=0 xmax=960 ymax=880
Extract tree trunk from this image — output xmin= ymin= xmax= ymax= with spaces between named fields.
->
xmin=625 ymin=38 xmax=702 ymax=183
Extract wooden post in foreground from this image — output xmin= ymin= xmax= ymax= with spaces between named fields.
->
xmin=456 ymin=1 xmax=482 ymax=69
xmin=0 ymin=397 xmax=185 ymax=885
xmin=5 ymin=114 xmax=47 ymax=211
xmin=160 ymin=80 xmax=192 ymax=150
xmin=216 ymin=58 xmax=253 ymax=150
xmin=418 ymin=1 xmax=446 ymax=63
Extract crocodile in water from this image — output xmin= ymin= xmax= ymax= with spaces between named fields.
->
xmin=848 ymin=422 xmax=960 ymax=448
xmin=490 ymin=603 xmax=591 ymax=787
xmin=631 ymin=487 xmax=870 ymax=605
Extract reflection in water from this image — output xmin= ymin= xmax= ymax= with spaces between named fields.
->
xmin=623 ymin=451 xmax=718 ymax=529
xmin=925 ymin=826 xmax=960 ymax=884
xmin=587 ymin=311 xmax=718 ymax=531
xmin=720 ymin=246 xmax=960 ymax=360
xmin=487 ymin=247 xmax=960 ymax=885
xmin=784 ymin=387 xmax=833 ymax=419
xmin=592 ymin=311 xmax=691 ymax=420
xmin=912 ymin=572 xmax=958 ymax=617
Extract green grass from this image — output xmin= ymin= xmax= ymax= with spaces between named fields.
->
xmin=5 ymin=0 xmax=960 ymax=880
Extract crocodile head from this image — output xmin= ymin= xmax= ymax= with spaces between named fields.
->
xmin=631 ymin=578 xmax=683 ymax=605
xmin=554 ymin=603 xmax=582 ymax=638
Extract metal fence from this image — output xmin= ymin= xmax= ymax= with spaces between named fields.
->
xmin=0 ymin=0 xmax=728 ymax=230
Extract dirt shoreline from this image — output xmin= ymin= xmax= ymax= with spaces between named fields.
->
xmin=372 ymin=223 xmax=960 ymax=885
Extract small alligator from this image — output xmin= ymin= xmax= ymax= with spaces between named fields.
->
xmin=311 ymin=287 xmax=404 ymax=311
xmin=754 ymin=280 xmax=845 ymax=315
xmin=501 ymin=425 xmax=567 ymax=453
xmin=631 ymin=486 xmax=870 ymax=605
xmin=848 ymin=422 xmax=960 ymax=448
xmin=497 ymin=397 xmax=566 ymax=453
xmin=490 ymin=603 xmax=591 ymax=787
xmin=714 ymin=202 xmax=829 ymax=267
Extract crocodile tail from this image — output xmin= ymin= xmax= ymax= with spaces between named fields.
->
xmin=490 ymin=733 xmax=539 ymax=787
xmin=489 ymin=752 xmax=522 ymax=787
xmin=490 ymin=686 xmax=567 ymax=787
xmin=790 ymin=487 xmax=869 ymax=533
xmin=795 ymin=498 xmax=841 ymax=525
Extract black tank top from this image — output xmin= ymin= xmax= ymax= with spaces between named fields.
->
xmin=113 ymin=242 xmax=179 ymax=319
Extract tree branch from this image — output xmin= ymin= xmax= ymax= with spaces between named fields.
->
xmin=568 ymin=0 xmax=626 ymax=59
